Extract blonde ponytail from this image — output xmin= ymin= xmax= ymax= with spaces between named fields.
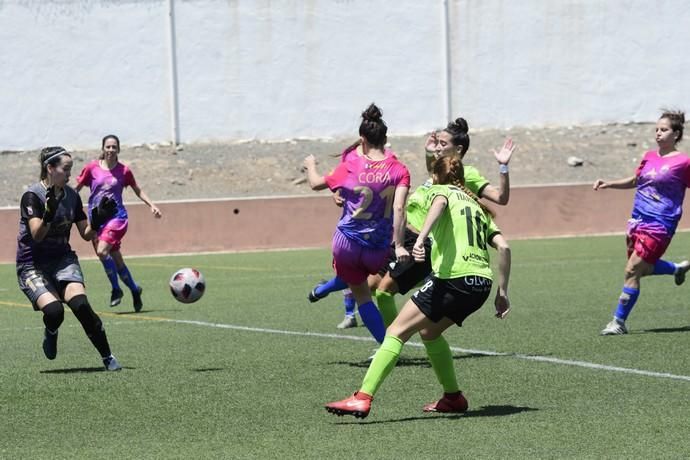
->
xmin=431 ymin=155 xmax=494 ymax=217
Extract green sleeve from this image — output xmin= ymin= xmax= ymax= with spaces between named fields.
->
xmin=486 ymin=213 xmax=501 ymax=239
xmin=463 ymin=165 xmax=490 ymax=196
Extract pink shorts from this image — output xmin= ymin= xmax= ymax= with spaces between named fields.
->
xmin=626 ymin=219 xmax=672 ymax=264
xmin=332 ymin=229 xmax=389 ymax=285
xmin=97 ymin=218 xmax=128 ymax=252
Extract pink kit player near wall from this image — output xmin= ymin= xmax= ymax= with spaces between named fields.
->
xmin=76 ymin=134 xmax=162 ymax=312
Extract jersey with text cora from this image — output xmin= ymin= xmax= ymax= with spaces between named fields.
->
xmin=325 ymin=153 xmax=410 ymax=249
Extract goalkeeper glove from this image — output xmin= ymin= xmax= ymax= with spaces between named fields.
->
xmin=43 ymin=186 xmax=63 ymax=224
xmin=90 ymin=196 xmax=117 ymax=231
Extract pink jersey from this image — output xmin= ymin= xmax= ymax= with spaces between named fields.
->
xmin=325 ymin=152 xmax=410 ymax=249
xmin=632 ymin=150 xmax=690 ymax=233
xmin=76 ymin=160 xmax=137 ymax=220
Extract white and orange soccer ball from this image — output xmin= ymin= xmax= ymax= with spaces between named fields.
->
xmin=169 ymin=268 xmax=206 ymax=304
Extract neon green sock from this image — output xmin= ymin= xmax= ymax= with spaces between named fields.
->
xmin=360 ymin=335 xmax=404 ymax=396
xmin=375 ymin=290 xmax=398 ymax=327
xmin=423 ymin=336 xmax=459 ymax=394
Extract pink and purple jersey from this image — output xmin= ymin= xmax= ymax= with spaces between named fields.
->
xmin=632 ymin=150 xmax=690 ymax=233
xmin=325 ymin=151 xmax=410 ymax=249
xmin=76 ymin=160 xmax=137 ymax=220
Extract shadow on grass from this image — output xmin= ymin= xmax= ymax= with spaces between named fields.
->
xmin=332 ymin=353 xmax=492 ymax=369
xmin=40 ymin=367 xmax=129 ymax=374
xmin=193 ymin=367 xmax=225 ymax=372
xmin=638 ymin=325 xmax=690 ymax=334
xmin=333 ymin=405 xmax=538 ymax=425
xmin=111 ymin=308 xmax=183 ymax=315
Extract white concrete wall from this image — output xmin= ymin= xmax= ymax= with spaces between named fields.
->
xmin=172 ymin=0 xmax=443 ymax=142
xmin=0 ymin=0 xmax=171 ymax=149
xmin=1 ymin=0 xmax=689 ymax=150
xmin=451 ymin=0 xmax=690 ymax=128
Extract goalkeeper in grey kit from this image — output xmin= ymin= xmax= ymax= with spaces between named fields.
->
xmin=16 ymin=147 xmax=122 ymax=371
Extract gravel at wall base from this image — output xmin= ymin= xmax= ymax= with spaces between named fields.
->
xmin=0 ymin=123 xmax=662 ymax=207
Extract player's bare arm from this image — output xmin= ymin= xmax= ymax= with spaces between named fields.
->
xmin=593 ymin=175 xmax=636 ymax=190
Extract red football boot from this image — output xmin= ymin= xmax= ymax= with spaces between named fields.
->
xmin=325 ymin=392 xmax=373 ymax=419
xmin=422 ymin=391 xmax=468 ymax=413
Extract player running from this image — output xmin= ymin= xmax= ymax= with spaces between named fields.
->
xmin=75 ymin=134 xmax=162 ymax=312
xmin=594 ymin=110 xmax=690 ymax=335
xmin=17 ymin=147 xmax=122 ymax=370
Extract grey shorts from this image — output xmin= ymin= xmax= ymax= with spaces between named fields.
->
xmin=17 ymin=251 xmax=84 ymax=309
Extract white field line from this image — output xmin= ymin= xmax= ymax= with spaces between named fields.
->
xmin=3 ymin=300 xmax=688 ymax=383
xmin=165 ymin=318 xmax=690 ymax=383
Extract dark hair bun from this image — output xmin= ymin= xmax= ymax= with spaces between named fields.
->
xmin=362 ymin=103 xmax=383 ymax=122
xmin=451 ymin=117 xmax=469 ymax=134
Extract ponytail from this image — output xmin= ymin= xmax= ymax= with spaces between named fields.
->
xmin=432 ymin=155 xmax=494 ymax=217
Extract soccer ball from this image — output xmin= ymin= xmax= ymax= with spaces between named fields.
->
xmin=169 ymin=268 xmax=206 ymax=304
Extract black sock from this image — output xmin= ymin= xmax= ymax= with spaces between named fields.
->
xmin=68 ymin=295 xmax=112 ymax=358
xmin=42 ymin=301 xmax=64 ymax=333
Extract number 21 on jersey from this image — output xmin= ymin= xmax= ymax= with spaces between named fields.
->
xmin=351 ymin=185 xmax=395 ymax=220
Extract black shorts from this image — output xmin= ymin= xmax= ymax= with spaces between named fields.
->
xmin=378 ymin=227 xmax=433 ymax=294
xmin=17 ymin=251 xmax=84 ymax=309
xmin=411 ymin=275 xmax=492 ymax=326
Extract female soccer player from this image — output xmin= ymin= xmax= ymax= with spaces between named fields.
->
xmin=371 ymin=119 xmax=515 ymax=325
xmin=324 ymin=155 xmax=511 ymax=418
xmin=304 ymin=103 xmax=411 ymax=344
xmin=76 ymin=134 xmax=162 ymax=312
xmin=17 ymin=147 xmax=121 ymax=370
xmin=309 ymin=118 xmax=516 ymax=328
xmin=594 ymin=110 xmax=690 ymax=335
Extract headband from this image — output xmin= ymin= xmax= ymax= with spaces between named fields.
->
xmin=42 ymin=148 xmax=68 ymax=165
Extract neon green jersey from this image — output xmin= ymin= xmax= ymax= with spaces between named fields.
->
xmin=462 ymin=165 xmax=490 ymax=197
xmin=406 ymin=165 xmax=489 ymax=232
xmin=424 ymin=184 xmax=501 ymax=279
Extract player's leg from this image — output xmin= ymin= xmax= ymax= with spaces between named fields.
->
xmin=602 ymin=253 xmax=650 ymax=335
xmin=644 ymin=224 xmax=690 ymax=284
xmin=18 ymin=266 xmax=64 ymax=360
xmin=324 ymin=298 xmax=432 ymax=418
xmin=652 ymin=257 xmax=690 ymax=285
xmin=336 ymin=288 xmax=357 ymax=329
xmin=54 ymin=254 xmax=120 ymax=370
xmin=375 ymin=232 xmax=433 ymax=327
xmin=602 ymin=226 xmax=666 ymax=335
xmin=419 ymin=324 xmax=468 ymax=413
xmin=336 ymin=273 xmax=384 ymax=329
xmin=93 ymin=238 xmax=123 ymax=306
xmin=100 ymin=219 xmax=142 ymax=311
xmin=349 ymin=282 xmax=386 ymax=344
xmin=110 ymin=249 xmax=143 ymax=312
xmin=308 ymin=276 xmax=348 ymax=302
xmin=415 ymin=276 xmax=490 ymax=413
xmin=38 ymin=296 xmax=64 ymax=360
xmin=331 ymin=231 xmax=387 ymax=343
xmin=374 ymin=275 xmax=399 ymax=327
xmin=63 ymin=282 xmax=121 ymax=371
